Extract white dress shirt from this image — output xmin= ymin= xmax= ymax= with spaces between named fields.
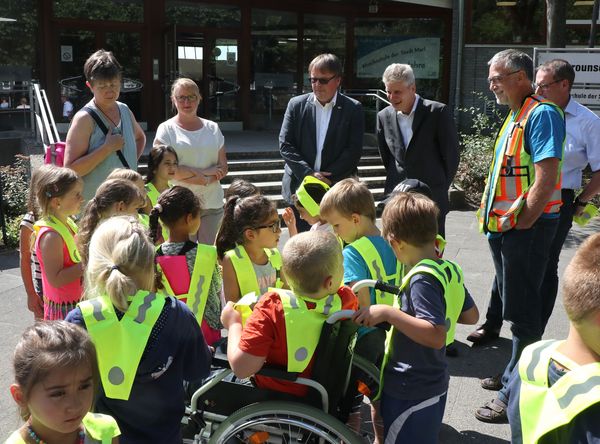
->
xmin=562 ymin=98 xmax=600 ymax=190
xmin=396 ymin=94 xmax=420 ymax=148
xmin=314 ymin=92 xmax=337 ymax=172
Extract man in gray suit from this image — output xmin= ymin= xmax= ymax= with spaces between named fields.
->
xmin=377 ymin=63 xmax=459 ymax=237
xmin=280 ymin=53 xmax=364 ymax=230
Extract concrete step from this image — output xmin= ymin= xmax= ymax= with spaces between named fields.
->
xmin=268 ymin=187 xmax=386 ymax=210
xmin=221 ymin=164 xmax=386 ymax=183
xmin=222 ymin=175 xmax=386 ymax=194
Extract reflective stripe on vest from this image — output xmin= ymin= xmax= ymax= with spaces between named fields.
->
xmin=225 ymin=245 xmax=283 ymax=297
xmin=296 ymin=175 xmax=330 ymax=217
xmin=478 ymin=96 xmax=564 ymax=233
xmin=518 ymin=340 xmax=600 ymax=444
xmin=271 ymin=288 xmax=342 ymax=373
xmin=374 ymin=259 xmax=465 ymax=400
xmin=234 ymin=291 xmax=260 ymax=327
xmin=79 ymin=290 xmax=164 ymax=400
xmin=157 ymin=244 xmax=217 ymax=325
xmin=34 ymin=216 xmax=80 ymax=263
xmin=349 ymin=237 xmax=403 ymax=306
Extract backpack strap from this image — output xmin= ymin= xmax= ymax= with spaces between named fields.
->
xmin=82 ymin=106 xmax=130 ymax=169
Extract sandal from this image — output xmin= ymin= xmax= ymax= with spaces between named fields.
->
xmin=474 ymin=398 xmax=507 ymax=423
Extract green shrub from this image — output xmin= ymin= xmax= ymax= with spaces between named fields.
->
xmin=455 ymin=95 xmax=503 ymax=203
xmin=0 ymin=156 xmax=31 ymax=248
xmin=4 ymin=215 xmax=24 ymax=249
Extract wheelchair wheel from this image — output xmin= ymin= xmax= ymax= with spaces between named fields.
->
xmin=208 ymin=400 xmax=363 ymax=444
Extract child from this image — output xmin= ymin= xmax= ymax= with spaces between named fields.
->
xmin=353 ymin=192 xmax=478 ymax=444
xmin=106 ymin=168 xmax=149 ymax=226
xmin=34 ymin=165 xmax=84 ymax=320
xmin=7 ymin=321 xmax=120 ymax=443
xmin=282 ymin=175 xmax=332 ymax=237
xmin=66 ymin=216 xmax=211 ymax=443
xmin=221 ymin=230 xmax=358 ymax=396
xmin=216 ymin=195 xmax=287 ymax=303
xmin=19 ymin=167 xmax=43 ymax=319
xmin=76 ymin=178 xmax=145 ymax=267
xmin=150 ymin=186 xmax=223 ymax=346
xmin=505 ymin=233 xmax=600 ymax=443
xmin=320 ymin=177 xmax=402 ymax=441
xmin=224 ymin=178 xmax=260 ymax=200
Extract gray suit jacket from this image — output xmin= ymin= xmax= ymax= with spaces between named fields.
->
xmin=279 ymin=92 xmax=364 ymax=203
xmin=377 ymin=97 xmax=459 ymax=214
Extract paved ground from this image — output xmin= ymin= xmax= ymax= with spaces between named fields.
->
xmin=0 ymin=210 xmax=598 ymax=442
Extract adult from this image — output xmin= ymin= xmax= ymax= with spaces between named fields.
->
xmin=16 ymin=97 xmax=30 ymax=109
xmin=377 ymin=63 xmax=459 ymax=237
xmin=154 ymin=78 xmax=228 ymax=245
xmin=474 ymin=49 xmax=565 ymax=423
xmin=62 ymin=94 xmax=74 ymax=121
xmin=468 ymin=59 xmax=600 ymax=346
xmin=64 ymin=49 xmax=146 ymax=203
xmin=280 ymin=53 xmax=364 ymax=232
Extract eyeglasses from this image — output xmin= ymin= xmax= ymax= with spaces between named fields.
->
xmin=309 ymin=75 xmax=338 ymax=85
xmin=487 ymin=70 xmax=521 ymax=85
xmin=175 ymin=94 xmax=198 ymax=103
xmin=253 ymin=220 xmax=281 ymax=233
xmin=94 ymin=82 xmax=120 ymax=91
xmin=535 ymin=79 xmax=563 ymax=91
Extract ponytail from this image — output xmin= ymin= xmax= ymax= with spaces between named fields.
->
xmin=149 ymin=204 xmax=162 ymax=245
xmin=216 ymin=196 xmax=240 ymax=259
xmin=77 ymin=198 xmax=102 ymax=267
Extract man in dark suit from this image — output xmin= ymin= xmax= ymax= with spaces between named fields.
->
xmin=377 ymin=63 xmax=459 ymax=237
xmin=280 ymin=53 xmax=364 ymax=231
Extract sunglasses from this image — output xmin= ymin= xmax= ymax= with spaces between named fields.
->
xmin=309 ymin=75 xmax=338 ymax=85
xmin=253 ymin=220 xmax=282 ymax=233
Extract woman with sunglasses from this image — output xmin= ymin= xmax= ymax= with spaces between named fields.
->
xmin=154 ymin=78 xmax=228 ymax=244
xmin=216 ymin=194 xmax=288 ymax=303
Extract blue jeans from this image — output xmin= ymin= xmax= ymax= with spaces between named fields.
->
xmin=487 ymin=217 xmax=559 ymax=403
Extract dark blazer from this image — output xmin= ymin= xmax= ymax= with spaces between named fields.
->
xmin=279 ymin=92 xmax=364 ymax=203
xmin=377 ymin=97 xmax=459 ymax=215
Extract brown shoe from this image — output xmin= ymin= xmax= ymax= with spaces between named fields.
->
xmin=481 ymin=374 xmax=502 ymax=391
xmin=466 ymin=324 xmax=500 ymax=345
xmin=474 ymin=398 xmax=508 ymax=423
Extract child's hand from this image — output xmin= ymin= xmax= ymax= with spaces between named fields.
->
xmin=221 ymin=301 xmax=242 ymax=329
xmin=282 ymin=207 xmax=296 ymax=227
xmin=352 ymin=305 xmax=392 ymax=327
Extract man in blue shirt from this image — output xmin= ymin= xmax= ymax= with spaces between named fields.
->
xmin=474 ymin=49 xmax=565 ymax=423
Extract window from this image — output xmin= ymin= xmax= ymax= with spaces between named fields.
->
xmin=166 ymin=1 xmax=240 ymax=27
xmin=53 ymin=0 xmax=143 ymax=22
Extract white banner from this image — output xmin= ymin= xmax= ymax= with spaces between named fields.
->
xmin=571 ymin=88 xmax=600 ymax=106
xmin=536 ymin=50 xmax=600 ymax=84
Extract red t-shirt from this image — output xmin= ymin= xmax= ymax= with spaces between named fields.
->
xmin=238 ymin=286 xmax=358 ymax=397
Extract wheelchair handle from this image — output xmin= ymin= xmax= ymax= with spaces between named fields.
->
xmin=326 ymin=309 xmax=355 ymax=324
xmin=351 ymin=279 xmax=401 ymax=295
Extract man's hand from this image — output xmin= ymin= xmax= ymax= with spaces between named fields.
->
xmin=313 ymin=171 xmax=332 ymax=185
xmin=221 ymin=301 xmax=242 ymax=329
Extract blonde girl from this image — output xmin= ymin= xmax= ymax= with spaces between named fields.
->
xmin=76 ymin=178 xmax=145 ymax=267
xmin=150 ymin=186 xmax=222 ymax=345
xmin=65 ymin=216 xmax=211 ymax=443
xmin=34 ymin=165 xmax=84 ymax=320
xmin=7 ymin=321 xmax=120 ymax=443
xmin=216 ymin=195 xmax=287 ymax=303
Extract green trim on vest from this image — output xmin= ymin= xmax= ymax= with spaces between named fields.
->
xmin=234 ymin=291 xmax=261 ymax=327
xmin=349 ymin=237 xmax=403 ymax=306
xmin=226 ymin=245 xmax=283 ymax=297
xmin=34 ymin=216 xmax=80 ymax=263
xmin=145 ymin=182 xmax=161 ymax=207
xmin=518 ymin=340 xmax=600 ymax=444
xmin=158 ymin=244 xmax=217 ymax=325
xmin=296 ymin=175 xmax=330 ymax=217
xmin=271 ymin=288 xmax=342 ymax=373
xmin=79 ymin=290 xmax=165 ymax=400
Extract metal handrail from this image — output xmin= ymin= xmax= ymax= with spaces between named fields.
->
xmin=342 ymin=88 xmax=391 ymax=132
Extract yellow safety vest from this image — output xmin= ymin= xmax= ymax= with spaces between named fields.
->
xmin=349 ymin=237 xmax=403 ymax=306
xmin=375 ymin=258 xmax=465 ymax=399
xmin=143 ymin=183 xmax=170 ymax=241
xmin=296 ymin=175 xmax=330 ymax=217
xmin=519 ymin=340 xmax=600 ymax=444
xmin=225 ymin=245 xmax=283 ymax=298
xmin=4 ymin=412 xmax=120 ymax=444
xmin=33 ymin=216 xmax=81 ymax=263
xmin=478 ymin=96 xmax=564 ymax=233
xmin=79 ymin=290 xmax=165 ymax=400
xmin=234 ymin=291 xmax=261 ymax=327
xmin=145 ymin=182 xmax=161 ymax=207
xmin=157 ymin=244 xmax=217 ymax=325
xmin=272 ymin=288 xmax=342 ymax=373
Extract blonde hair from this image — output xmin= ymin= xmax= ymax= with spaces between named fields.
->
xmin=85 ymin=216 xmax=155 ymax=312
xmin=34 ymin=165 xmax=81 ymax=216
xmin=282 ymin=231 xmax=342 ymax=295
xmin=320 ymin=178 xmax=376 ymax=222
xmin=171 ymin=78 xmax=201 ymax=100
xmin=562 ymin=233 xmax=600 ymax=323
xmin=106 ymin=168 xmax=143 ymax=184
xmin=381 ymin=192 xmax=438 ymax=247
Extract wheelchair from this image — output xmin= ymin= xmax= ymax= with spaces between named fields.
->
xmin=182 ymin=280 xmax=395 ymax=444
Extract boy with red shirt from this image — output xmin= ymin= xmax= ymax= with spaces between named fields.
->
xmin=221 ymin=231 xmax=358 ymax=396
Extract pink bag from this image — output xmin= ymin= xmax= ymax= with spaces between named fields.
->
xmin=44 ymin=141 xmax=66 ymax=167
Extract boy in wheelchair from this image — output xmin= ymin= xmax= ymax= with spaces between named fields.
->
xmin=221 ymin=230 xmax=358 ymax=397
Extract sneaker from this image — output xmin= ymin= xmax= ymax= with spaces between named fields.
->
xmin=466 ymin=324 xmax=500 ymax=346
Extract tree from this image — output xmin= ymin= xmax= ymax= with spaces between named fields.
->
xmin=546 ymin=0 xmax=567 ymax=47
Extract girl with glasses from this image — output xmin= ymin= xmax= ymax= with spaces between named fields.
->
xmin=216 ymin=195 xmax=288 ymax=303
